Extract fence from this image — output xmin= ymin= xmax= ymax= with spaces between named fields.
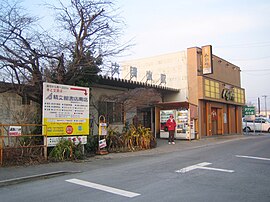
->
xmin=0 ymin=124 xmax=47 ymax=166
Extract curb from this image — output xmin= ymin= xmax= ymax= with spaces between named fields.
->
xmin=0 ymin=171 xmax=80 ymax=187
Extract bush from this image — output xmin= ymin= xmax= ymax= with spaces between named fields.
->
xmin=106 ymin=127 xmax=125 ymax=152
xmin=106 ymin=125 xmax=156 ymax=152
xmin=49 ymin=138 xmax=83 ymax=161
xmin=84 ymin=135 xmax=98 ymax=154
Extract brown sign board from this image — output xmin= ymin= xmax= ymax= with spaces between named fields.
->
xmin=202 ymin=45 xmax=213 ymax=75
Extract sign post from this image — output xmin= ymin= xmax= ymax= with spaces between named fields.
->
xmin=97 ymin=115 xmax=108 ymax=155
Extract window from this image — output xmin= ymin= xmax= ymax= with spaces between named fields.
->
xmin=234 ymin=88 xmax=245 ymax=104
xmin=204 ymin=79 xmax=220 ymax=99
xmin=243 ymin=119 xmax=253 ymax=123
xmin=205 ymin=79 xmax=245 ymax=104
xmin=255 ymin=118 xmax=266 ymax=123
xmin=98 ymin=101 xmax=124 ymax=124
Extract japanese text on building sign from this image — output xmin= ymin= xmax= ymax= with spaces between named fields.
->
xmin=203 ymin=54 xmax=210 ymax=67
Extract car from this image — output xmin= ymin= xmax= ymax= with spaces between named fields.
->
xmin=242 ymin=117 xmax=270 ymax=133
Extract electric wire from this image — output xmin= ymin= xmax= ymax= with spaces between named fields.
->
xmin=215 ymin=41 xmax=270 ymax=49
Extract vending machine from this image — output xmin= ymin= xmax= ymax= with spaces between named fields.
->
xmin=160 ymin=109 xmax=195 ymax=140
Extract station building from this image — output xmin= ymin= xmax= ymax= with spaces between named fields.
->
xmin=121 ymin=46 xmax=245 ymax=139
xmin=0 ymin=46 xmax=245 ymax=139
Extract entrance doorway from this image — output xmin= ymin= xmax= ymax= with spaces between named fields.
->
xmin=211 ymin=108 xmax=218 ymax=135
xmin=211 ymin=107 xmax=223 ymax=135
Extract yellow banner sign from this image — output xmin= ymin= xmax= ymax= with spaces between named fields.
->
xmin=43 ymin=118 xmax=89 ymax=136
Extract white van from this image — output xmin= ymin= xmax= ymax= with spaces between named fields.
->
xmin=242 ymin=117 xmax=270 ymax=133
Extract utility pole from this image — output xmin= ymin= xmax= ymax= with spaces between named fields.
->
xmin=262 ymin=95 xmax=267 ymax=117
xmin=258 ymin=97 xmax=260 ymax=115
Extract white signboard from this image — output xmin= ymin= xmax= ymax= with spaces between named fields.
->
xmin=42 ymin=82 xmax=89 ymax=136
xmin=47 ymin=136 xmax=87 ymax=147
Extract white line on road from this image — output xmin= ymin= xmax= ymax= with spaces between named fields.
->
xmin=236 ymin=155 xmax=270 ymax=161
xmin=66 ymin=179 xmax=140 ymax=198
xmin=175 ymin=162 xmax=211 ymax=173
xmin=175 ymin=162 xmax=234 ymax=173
xmin=196 ymin=166 xmax=235 ymax=173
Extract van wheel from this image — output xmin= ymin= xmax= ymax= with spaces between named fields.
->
xmin=243 ymin=127 xmax=251 ymax=132
xmin=268 ymin=128 xmax=270 ymax=133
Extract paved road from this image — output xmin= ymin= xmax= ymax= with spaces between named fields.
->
xmin=1 ymin=134 xmax=270 ymax=202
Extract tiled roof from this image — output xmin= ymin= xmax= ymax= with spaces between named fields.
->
xmin=96 ymin=75 xmax=179 ymax=92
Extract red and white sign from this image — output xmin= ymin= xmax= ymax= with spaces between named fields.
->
xmin=8 ymin=126 xmax=22 ymax=136
xmin=99 ymin=139 xmax=107 ymax=149
xmin=66 ymin=125 xmax=74 ymax=134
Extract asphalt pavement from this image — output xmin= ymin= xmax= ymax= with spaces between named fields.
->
xmin=0 ymin=133 xmax=257 ymax=187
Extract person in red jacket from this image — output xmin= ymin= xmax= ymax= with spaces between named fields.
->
xmin=166 ymin=114 xmax=176 ymax=144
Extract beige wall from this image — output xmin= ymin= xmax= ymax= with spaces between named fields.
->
xmin=206 ymin=55 xmax=241 ymax=87
xmin=121 ymin=47 xmax=244 ymax=106
xmin=0 ymin=92 xmax=40 ymax=124
xmin=187 ymin=46 xmax=242 ymax=86
xmin=187 ymin=47 xmax=201 ymax=106
xmin=90 ymin=85 xmax=128 ymax=135
xmin=121 ymin=51 xmax=188 ymax=102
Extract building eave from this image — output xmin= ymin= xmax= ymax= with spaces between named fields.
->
xmin=95 ymin=75 xmax=179 ymax=93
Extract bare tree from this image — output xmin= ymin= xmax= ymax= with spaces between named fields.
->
xmin=0 ymin=0 xmax=131 ymax=108
xmin=0 ymin=0 xmax=61 ymax=105
xmin=46 ymin=0 xmax=131 ymax=85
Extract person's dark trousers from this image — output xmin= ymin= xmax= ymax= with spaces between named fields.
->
xmin=168 ymin=130 xmax=175 ymax=142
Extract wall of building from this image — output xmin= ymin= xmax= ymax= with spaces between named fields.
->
xmin=121 ymin=46 xmax=245 ymax=138
xmin=187 ymin=46 xmax=245 ymax=137
xmin=0 ymin=92 xmax=40 ymax=124
xmin=187 ymin=47 xmax=244 ymax=104
xmin=89 ymin=85 xmax=128 ymax=135
xmin=121 ymin=51 xmax=188 ymax=102
xmin=199 ymin=100 xmax=242 ymax=136
xmin=205 ymin=55 xmax=241 ymax=87
xmin=187 ymin=47 xmax=201 ymax=107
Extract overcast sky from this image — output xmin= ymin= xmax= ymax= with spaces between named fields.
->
xmin=23 ymin=0 xmax=270 ymax=111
